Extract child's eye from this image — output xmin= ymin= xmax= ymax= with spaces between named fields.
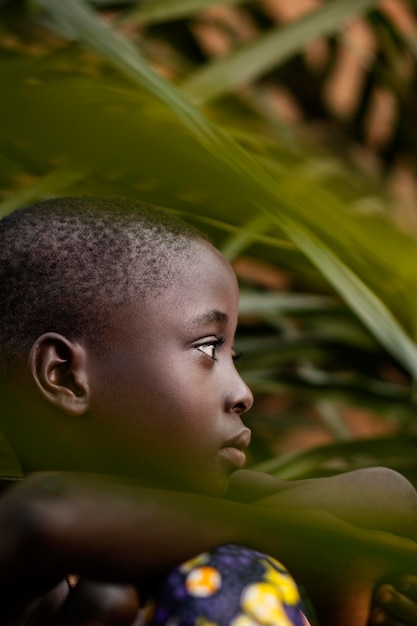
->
xmin=196 ymin=337 xmax=225 ymax=361
xmin=197 ymin=343 xmax=218 ymax=360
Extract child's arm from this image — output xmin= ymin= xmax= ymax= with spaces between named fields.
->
xmin=2 ymin=471 xmax=416 ymax=626
xmin=1 ymin=471 xmax=299 ymax=625
xmin=230 ymin=467 xmax=417 ymax=626
xmin=228 ymin=467 xmax=417 ymax=538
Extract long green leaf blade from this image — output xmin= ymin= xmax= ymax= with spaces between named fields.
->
xmin=29 ymin=0 xmax=417 ymax=378
xmin=276 ymin=217 xmax=417 ymax=379
xmin=0 ymin=165 xmax=94 ymax=219
xmin=118 ymin=0 xmax=249 ymax=26
xmin=181 ymin=0 xmax=379 ymax=104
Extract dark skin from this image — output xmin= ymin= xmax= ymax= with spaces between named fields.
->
xmin=2 ymin=238 xmax=417 ymax=626
xmin=2 ymin=469 xmax=417 ymax=626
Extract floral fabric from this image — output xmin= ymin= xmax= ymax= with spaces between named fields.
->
xmin=143 ymin=544 xmax=311 ymax=626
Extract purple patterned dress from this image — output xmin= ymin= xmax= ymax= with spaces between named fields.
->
xmin=142 ymin=544 xmax=312 ymax=626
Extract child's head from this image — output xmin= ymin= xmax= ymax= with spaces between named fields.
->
xmin=0 ymin=196 xmax=253 ymax=495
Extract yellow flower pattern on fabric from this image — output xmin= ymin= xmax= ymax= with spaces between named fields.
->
xmin=240 ymin=582 xmax=295 ymax=626
xmin=230 ymin=614 xmax=264 ymax=626
xmin=260 ymin=559 xmax=300 ymax=606
xmin=145 ymin=544 xmax=311 ymax=626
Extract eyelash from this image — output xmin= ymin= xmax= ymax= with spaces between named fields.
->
xmin=196 ymin=337 xmax=242 ymax=362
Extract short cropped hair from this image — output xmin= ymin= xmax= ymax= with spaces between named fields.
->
xmin=0 ymin=196 xmax=203 ymax=386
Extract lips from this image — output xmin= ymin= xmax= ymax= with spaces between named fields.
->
xmin=223 ymin=427 xmax=251 ymax=452
xmin=220 ymin=427 xmax=251 ymax=469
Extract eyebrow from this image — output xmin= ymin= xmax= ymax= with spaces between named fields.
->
xmin=190 ymin=309 xmax=228 ymax=328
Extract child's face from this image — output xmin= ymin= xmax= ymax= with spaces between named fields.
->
xmin=88 ymin=239 xmax=253 ymax=496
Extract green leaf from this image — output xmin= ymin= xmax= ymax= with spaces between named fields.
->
xmin=118 ymin=0 xmax=250 ymax=26
xmin=0 ymin=165 xmax=94 ymax=219
xmin=173 ymin=212 xmax=297 ymax=252
xmin=251 ymin=436 xmax=417 ymax=479
xmin=35 ymin=0 xmax=204 ymax=134
xmin=88 ymin=0 xmax=134 ymax=5
xmin=274 ymin=216 xmax=417 ymax=380
xmin=19 ymin=0 xmax=417 ymax=378
xmin=239 ymin=292 xmax=339 ymax=316
xmin=180 ymin=0 xmax=380 ymax=105
xmin=220 ymin=215 xmax=271 ymax=260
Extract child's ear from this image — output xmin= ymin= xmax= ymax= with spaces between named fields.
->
xmin=29 ymin=333 xmax=90 ymax=416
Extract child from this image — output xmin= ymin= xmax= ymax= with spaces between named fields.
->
xmin=0 ymin=196 xmax=416 ymax=626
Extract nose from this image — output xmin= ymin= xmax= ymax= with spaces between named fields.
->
xmin=226 ymin=369 xmax=254 ymax=415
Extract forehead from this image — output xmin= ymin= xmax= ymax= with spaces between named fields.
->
xmin=105 ymin=239 xmax=239 ymax=341
xmin=176 ymin=239 xmax=237 ymax=289
xmin=163 ymin=239 xmax=239 ymax=308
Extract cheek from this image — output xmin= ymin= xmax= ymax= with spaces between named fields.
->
xmin=91 ymin=345 xmax=221 ymax=444
xmin=146 ymin=368 xmax=221 ymax=445
xmin=89 ymin=351 xmax=160 ymax=433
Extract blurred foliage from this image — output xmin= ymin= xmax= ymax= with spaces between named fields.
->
xmin=2 ymin=0 xmax=417 ymax=485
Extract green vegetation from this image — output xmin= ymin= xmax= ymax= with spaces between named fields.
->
xmin=2 ymin=0 xmax=417 ymax=485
